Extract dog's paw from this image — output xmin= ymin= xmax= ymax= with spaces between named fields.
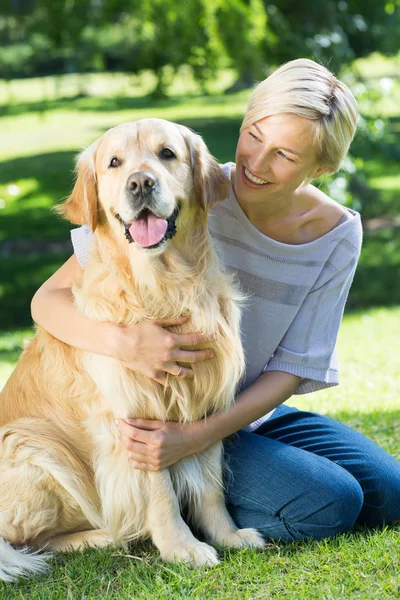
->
xmin=219 ymin=527 xmax=265 ymax=549
xmin=162 ymin=541 xmax=219 ymax=567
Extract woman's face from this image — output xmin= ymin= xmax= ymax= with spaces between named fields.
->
xmin=234 ymin=113 xmax=323 ymax=206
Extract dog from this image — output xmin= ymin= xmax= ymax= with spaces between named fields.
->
xmin=0 ymin=118 xmax=264 ymax=582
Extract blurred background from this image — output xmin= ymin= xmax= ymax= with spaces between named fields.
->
xmin=0 ymin=0 xmax=399 ymax=386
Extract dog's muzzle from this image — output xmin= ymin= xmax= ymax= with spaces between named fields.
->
xmin=115 ymin=204 xmax=180 ymax=249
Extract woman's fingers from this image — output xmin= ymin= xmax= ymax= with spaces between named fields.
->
xmin=118 ymin=424 xmax=158 ymax=445
xmin=130 ymin=460 xmax=157 ymax=471
xmin=172 ymin=349 xmax=214 ymax=364
xmin=120 ymin=433 xmax=147 ymax=451
xmin=118 ymin=434 xmax=159 ymax=469
xmin=164 ymin=362 xmax=193 ymax=378
xmin=155 ymin=316 xmax=189 ymax=327
xmin=174 ymin=332 xmax=212 ymax=347
xmin=153 ymin=373 xmax=168 ymax=385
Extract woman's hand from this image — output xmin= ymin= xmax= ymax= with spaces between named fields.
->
xmin=116 ymin=418 xmax=207 ymax=471
xmin=112 ymin=317 xmax=214 ymax=386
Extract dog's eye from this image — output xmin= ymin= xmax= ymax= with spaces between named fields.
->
xmin=109 ymin=157 xmax=122 ymax=168
xmin=159 ymin=147 xmax=176 ymax=160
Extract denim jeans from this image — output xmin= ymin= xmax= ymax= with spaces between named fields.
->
xmin=223 ymin=404 xmax=400 ymax=541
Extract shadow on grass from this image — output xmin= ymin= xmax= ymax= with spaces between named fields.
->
xmin=0 ymin=345 xmax=25 ymax=363
xmin=0 ymin=253 xmax=70 ymax=330
xmin=350 ymin=260 xmax=400 ymax=309
xmin=0 ymin=150 xmax=77 ymax=242
xmin=0 ymin=92 xmax=244 ymax=119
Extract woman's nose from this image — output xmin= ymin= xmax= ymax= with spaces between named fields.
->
xmin=250 ymin=151 xmax=271 ymax=176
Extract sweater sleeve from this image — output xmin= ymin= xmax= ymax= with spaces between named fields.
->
xmin=70 ymin=225 xmax=93 ymax=269
xmin=263 ymin=230 xmax=362 ymax=394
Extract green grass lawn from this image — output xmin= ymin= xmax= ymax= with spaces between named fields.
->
xmin=0 ymin=307 xmax=400 ymax=599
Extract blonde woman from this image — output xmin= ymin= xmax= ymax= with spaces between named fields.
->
xmin=32 ymin=59 xmax=400 ymax=541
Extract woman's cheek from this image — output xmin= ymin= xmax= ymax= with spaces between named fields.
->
xmin=237 ymin=134 xmax=254 ymax=156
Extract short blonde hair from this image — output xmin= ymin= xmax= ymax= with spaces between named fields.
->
xmin=241 ymin=58 xmax=359 ymax=174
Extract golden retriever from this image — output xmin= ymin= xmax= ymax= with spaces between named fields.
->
xmin=0 ymin=119 xmax=264 ymax=582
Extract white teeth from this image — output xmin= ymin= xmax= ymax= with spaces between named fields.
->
xmin=244 ymin=167 xmax=269 ymax=185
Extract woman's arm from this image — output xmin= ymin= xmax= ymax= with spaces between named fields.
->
xmin=31 ymin=255 xmax=214 ymax=384
xmin=31 ymin=254 xmax=118 ymax=357
xmin=117 ymin=370 xmax=301 ymax=470
xmin=200 ymin=370 xmax=300 ymax=447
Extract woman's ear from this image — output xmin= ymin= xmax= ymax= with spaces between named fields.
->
xmin=181 ymin=127 xmax=230 ymax=210
xmin=310 ymin=165 xmax=330 ymax=180
xmin=54 ymin=142 xmax=99 ymax=232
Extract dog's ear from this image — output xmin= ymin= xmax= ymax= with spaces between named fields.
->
xmin=54 ymin=143 xmax=99 ymax=232
xmin=184 ymin=129 xmax=230 ymax=211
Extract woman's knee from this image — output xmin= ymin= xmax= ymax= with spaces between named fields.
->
xmin=228 ymin=465 xmax=364 ymax=542
xmin=283 ymin=470 xmax=364 ymax=540
xmin=356 ymin=457 xmax=400 ymax=527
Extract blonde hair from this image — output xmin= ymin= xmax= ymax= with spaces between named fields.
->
xmin=241 ymin=58 xmax=359 ymax=174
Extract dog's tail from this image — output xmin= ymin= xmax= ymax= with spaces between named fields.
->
xmin=0 ymin=538 xmax=51 ymax=582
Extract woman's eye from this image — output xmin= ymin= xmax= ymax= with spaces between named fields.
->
xmin=278 ymin=151 xmax=294 ymax=162
xmin=249 ymin=132 xmax=261 ymax=142
xmin=159 ymin=147 xmax=176 ymax=160
xmin=109 ymin=157 xmax=122 ymax=168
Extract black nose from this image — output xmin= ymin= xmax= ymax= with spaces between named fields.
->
xmin=126 ymin=171 xmax=157 ymax=196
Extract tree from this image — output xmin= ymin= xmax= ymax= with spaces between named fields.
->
xmin=263 ymin=0 xmax=400 ymax=73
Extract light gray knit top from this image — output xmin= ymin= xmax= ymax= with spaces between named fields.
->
xmin=71 ymin=162 xmax=363 ymax=432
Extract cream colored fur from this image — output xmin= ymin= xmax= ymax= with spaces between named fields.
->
xmin=0 ymin=119 xmax=264 ymax=581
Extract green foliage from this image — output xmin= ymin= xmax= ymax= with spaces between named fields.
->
xmin=216 ymin=0 xmax=272 ymax=84
xmin=87 ymin=0 xmax=270 ymax=96
xmin=264 ymin=0 xmax=400 ymax=72
xmin=2 ymin=0 xmax=400 ymax=99
xmin=0 ymin=0 xmax=270 ymax=90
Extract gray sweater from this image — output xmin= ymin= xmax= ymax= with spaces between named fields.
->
xmin=71 ymin=162 xmax=363 ymax=432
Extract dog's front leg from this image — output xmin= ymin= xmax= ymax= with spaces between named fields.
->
xmin=195 ymin=442 xmax=265 ymax=549
xmin=146 ymin=469 xmax=219 ymax=567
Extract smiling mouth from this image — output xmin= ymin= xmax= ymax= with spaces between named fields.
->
xmin=243 ymin=166 xmax=271 ymax=186
xmin=115 ymin=205 xmax=180 ymax=249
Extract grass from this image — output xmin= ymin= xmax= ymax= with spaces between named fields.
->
xmin=0 ymin=307 xmax=400 ymax=599
xmin=1 ymin=531 xmax=400 ymax=599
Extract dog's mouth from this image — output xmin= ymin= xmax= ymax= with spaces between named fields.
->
xmin=115 ymin=205 xmax=180 ymax=249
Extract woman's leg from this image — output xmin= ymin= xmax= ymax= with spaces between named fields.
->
xmin=256 ymin=404 xmax=400 ymax=528
xmin=223 ymin=404 xmax=400 ymax=541
xmin=223 ymin=426 xmax=364 ymax=541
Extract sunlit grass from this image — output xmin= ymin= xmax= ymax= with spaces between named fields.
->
xmin=0 ymin=68 xmax=237 ymax=106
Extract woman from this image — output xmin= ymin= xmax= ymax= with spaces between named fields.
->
xmin=31 ymin=59 xmax=400 ymax=542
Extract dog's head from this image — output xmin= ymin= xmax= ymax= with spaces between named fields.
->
xmin=57 ymin=119 xmax=229 ymax=256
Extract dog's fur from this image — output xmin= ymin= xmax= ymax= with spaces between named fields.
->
xmin=0 ymin=119 xmax=264 ymax=581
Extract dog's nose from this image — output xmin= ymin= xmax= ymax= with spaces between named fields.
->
xmin=126 ymin=171 xmax=157 ymax=196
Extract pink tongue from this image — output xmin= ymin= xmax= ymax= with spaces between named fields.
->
xmin=128 ymin=212 xmax=168 ymax=248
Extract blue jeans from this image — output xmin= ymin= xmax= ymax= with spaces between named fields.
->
xmin=223 ymin=404 xmax=400 ymax=541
